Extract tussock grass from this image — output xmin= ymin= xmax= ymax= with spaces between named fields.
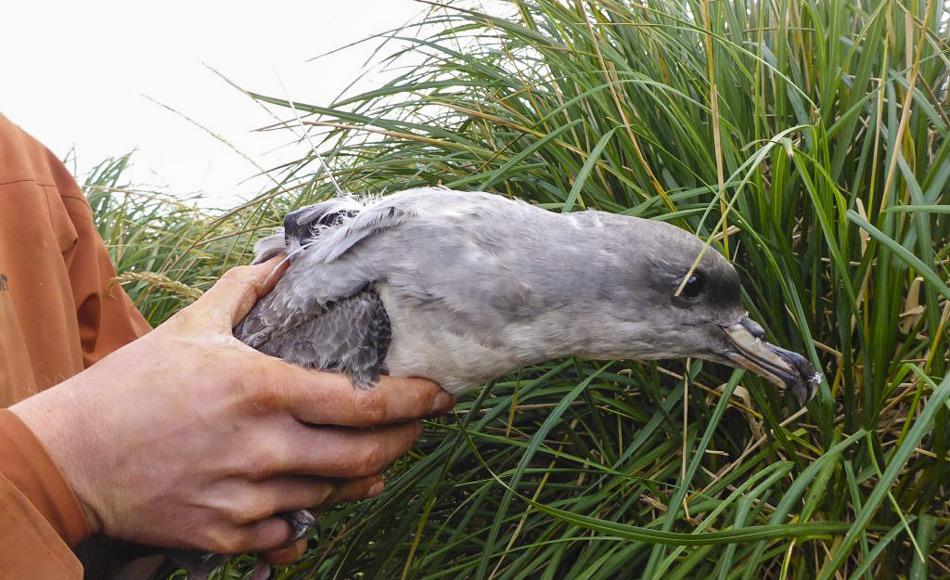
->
xmin=88 ymin=0 xmax=947 ymax=577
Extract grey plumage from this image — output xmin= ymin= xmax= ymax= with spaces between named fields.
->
xmin=240 ymin=290 xmax=390 ymax=388
xmin=235 ymin=187 xmax=818 ymax=403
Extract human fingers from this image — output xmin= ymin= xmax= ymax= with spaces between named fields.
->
xmin=261 ymin=539 xmax=307 ymax=566
xmin=219 ymin=478 xmax=335 ymax=526
xmin=184 ymin=257 xmax=288 ymax=329
xmin=206 ymin=517 xmax=294 ymax=554
xmin=278 ymin=370 xmax=454 ymax=427
xmin=323 ymin=475 xmax=385 ymax=505
xmin=242 ymin=476 xmax=384 ymax=520
xmin=258 ymin=476 xmax=383 ymax=566
xmin=220 ymin=477 xmax=390 ymax=563
xmin=262 ymin=421 xmax=423 ymax=479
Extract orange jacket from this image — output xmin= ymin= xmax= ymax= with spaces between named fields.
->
xmin=0 ymin=113 xmax=150 ymax=579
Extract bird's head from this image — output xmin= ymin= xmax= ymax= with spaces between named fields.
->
xmin=572 ymin=213 xmax=820 ymax=407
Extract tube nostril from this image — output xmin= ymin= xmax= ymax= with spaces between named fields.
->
xmin=739 ymin=316 xmax=766 ymax=339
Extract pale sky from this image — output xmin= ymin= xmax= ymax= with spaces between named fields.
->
xmin=1 ymin=0 xmax=430 ymax=205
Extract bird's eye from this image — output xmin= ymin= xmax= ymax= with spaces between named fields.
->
xmin=680 ymin=272 xmax=704 ymax=299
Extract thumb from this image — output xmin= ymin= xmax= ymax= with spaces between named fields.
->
xmin=189 ymin=256 xmax=288 ymax=328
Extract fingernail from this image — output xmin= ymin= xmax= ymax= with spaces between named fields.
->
xmin=368 ymin=481 xmax=385 ymax=497
xmin=430 ymin=391 xmax=455 ymax=414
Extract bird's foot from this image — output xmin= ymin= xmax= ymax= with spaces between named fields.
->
xmin=279 ymin=509 xmax=317 ymax=543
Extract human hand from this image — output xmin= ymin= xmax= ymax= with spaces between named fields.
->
xmin=10 ymin=258 xmax=454 ymax=558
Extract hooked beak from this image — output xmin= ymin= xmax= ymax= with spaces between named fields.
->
xmin=719 ymin=316 xmax=821 ymax=408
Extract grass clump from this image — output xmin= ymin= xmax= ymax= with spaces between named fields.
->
xmin=88 ymin=0 xmax=947 ymax=577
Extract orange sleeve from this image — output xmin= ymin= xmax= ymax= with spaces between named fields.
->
xmin=0 ymin=411 xmax=85 ymax=579
xmin=0 ymin=114 xmax=151 ymax=578
xmin=0 ymin=410 xmax=88 ymax=545
xmin=46 ymin=153 xmax=151 ymax=367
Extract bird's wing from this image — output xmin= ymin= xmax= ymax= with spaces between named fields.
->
xmin=252 ymin=197 xmax=367 ymax=264
xmin=240 ymin=196 xmax=416 ymax=326
xmin=233 ymin=194 xmax=420 ymax=384
xmin=305 ymin=200 xmax=414 ymax=264
xmin=284 ymin=197 xmax=364 ymax=246
xmin=237 ymin=290 xmax=391 ymax=388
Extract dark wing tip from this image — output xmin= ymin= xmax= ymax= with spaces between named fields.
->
xmin=283 ymin=201 xmax=362 ymax=247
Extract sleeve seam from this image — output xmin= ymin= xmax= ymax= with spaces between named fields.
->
xmin=0 ymin=177 xmax=57 ymax=188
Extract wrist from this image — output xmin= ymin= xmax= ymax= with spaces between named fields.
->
xmin=8 ymin=391 xmax=102 ymax=539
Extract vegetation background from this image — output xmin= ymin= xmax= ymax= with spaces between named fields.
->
xmin=84 ymin=0 xmax=948 ymax=578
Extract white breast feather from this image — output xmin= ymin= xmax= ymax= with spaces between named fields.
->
xmin=375 ymin=283 xmax=518 ymax=394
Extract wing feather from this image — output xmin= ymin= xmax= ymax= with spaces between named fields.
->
xmin=237 ymin=290 xmax=390 ymax=388
xmin=308 ymin=202 xmax=414 ymax=264
xmin=234 ymin=194 xmax=416 ymax=387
